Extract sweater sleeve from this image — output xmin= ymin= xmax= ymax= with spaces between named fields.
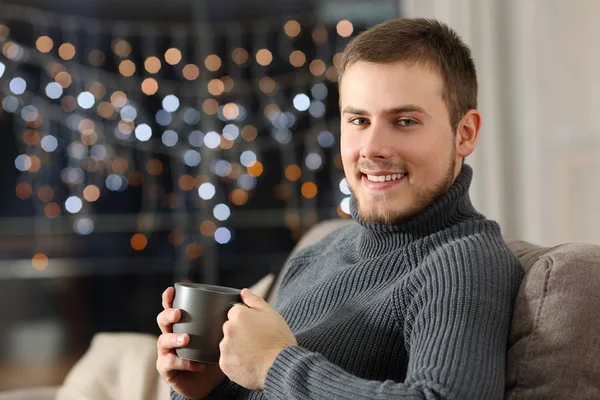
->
xmin=170 ymin=378 xmax=239 ymax=400
xmin=263 ymin=237 xmax=522 ymax=400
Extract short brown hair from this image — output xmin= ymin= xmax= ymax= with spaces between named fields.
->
xmin=339 ymin=18 xmax=477 ymax=132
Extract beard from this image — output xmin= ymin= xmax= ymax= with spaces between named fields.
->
xmin=350 ymin=155 xmax=457 ymax=226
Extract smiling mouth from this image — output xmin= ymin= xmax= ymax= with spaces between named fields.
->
xmin=364 ymin=173 xmax=407 ymax=182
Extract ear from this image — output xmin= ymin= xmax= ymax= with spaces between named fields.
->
xmin=455 ymin=109 xmax=481 ymax=158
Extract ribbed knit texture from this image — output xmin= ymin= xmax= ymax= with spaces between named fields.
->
xmin=171 ymin=165 xmax=524 ymax=400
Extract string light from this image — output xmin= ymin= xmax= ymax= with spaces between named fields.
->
xmin=178 ymin=175 xmax=195 ymax=191
xmin=284 ymin=20 xmax=301 ymax=38
xmin=202 ymin=98 xmax=219 ymax=115
xmin=259 ymin=77 xmax=276 ymax=94
xmin=58 ymin=43 xmax=76 ymax=60
xmin=0 ymin=5 xmax=370 ymax=260
xmin=83 ymin=185 xmax=100 ymax=202
xmin=130 ymin=233 xmax=148 ymax=251
xmin=2 ymin=41 xmax=22 ymax=60
xmin=118 ymin=60 xmax=136 ymax=77
xmin=312 ymin=26 xmax=328 ymax=45
xmin=183 ymin=64 xmax=199 ymax=80
xmin=241 ymin=125 xmax=258 ymax=142
xmin=112 ymin=39 xmax=132 ymax=58
xmin=289 ymin=50 xmax=306 ymax=67
xmin=185 ymin=243 xmax=204 ymax=259
xmin=232 ymin=48 xmax=249 ymax=66
xmin=32 ymin=254 xmax=49 ymax=271
xmin=200 ymin=220 xmax=217 ymax=237
xmin=247 ymin=161 xmax=263 ymax=177
xmin=309 ymin=59 xmax=326 ymax=76
xmin=285 ymin=164 xmax=302 ymax=181
xmin=15 ymin=182 xmax=32 ymax=200
xmin=36 ymin=36 xmax=53 ymax=53
xmin=88 ymin=49 xmax=105 ymax=66
xmin=301 ymin=182 xmax=318 ymax=198
xmin=208 ymin=79 xmax=225 ymax=96
xmin=141 ymin=78 xmax=159 ymax=95
xmin=205 ymin=54 xmax=222 ymax=71
xmin=164 ymin=48 xmax=182 ymax=65
xmin=256 ymin=49 xmax=273 ymax=66
xmin=336 ymin=20 xmax=354 ymax=37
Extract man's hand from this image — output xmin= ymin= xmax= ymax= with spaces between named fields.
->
xmin=156 ymin=287 xmax=226 ymax=399
xmin=219 ymin=288 xmax=297 ymax=390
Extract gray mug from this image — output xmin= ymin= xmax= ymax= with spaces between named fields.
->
xmin=172 ymin=282 xmax=242 ymax=363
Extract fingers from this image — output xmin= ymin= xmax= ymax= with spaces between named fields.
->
xmin=156 ymin=308 xmax=181 ymax=334
xmin=157 ymin=332 xmax=189 ymax=353
xmin=156 ymin=351 xmax=206 ymax=376
xmin=162 ymin=287 xmax=175 ymax=310
xmin=240 ymin=288 xmax=268 ymax=310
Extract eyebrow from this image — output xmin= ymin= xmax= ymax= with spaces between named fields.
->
xmin=342 ymin=105 xmax=429 ymax=116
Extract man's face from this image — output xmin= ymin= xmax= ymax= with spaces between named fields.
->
xmin=339 ymin=61 xmax=461 ymax=225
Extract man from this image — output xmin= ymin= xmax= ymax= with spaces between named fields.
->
xmin=157 ymin=17 xmax=524 ymax=399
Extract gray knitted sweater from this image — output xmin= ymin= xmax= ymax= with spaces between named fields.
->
xmin=172 ymin=165 xmax=524 ymax=399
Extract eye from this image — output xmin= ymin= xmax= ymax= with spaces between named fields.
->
xmin=349 ymin=117 xmax=369 ymax=126
xmin=397 ymin=118 xmax=417 ymax=127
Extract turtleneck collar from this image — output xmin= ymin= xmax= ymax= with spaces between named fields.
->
xmin=350 ymin=164 xmax=483 ymax=256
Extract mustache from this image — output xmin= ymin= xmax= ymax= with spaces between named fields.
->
xmin=355 ymin=160 xmax=408 ymax=172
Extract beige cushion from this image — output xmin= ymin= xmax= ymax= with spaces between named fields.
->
xmin=0 ymin=387 xmax=57 ymax=400
xmin=55 ymin=332 xmax=170 ymax=400
xmin=505 ymin=239 xmax=600 ymax=399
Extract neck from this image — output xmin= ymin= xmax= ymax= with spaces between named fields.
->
xmin=350 ymin=165 xmax=483 ymax=256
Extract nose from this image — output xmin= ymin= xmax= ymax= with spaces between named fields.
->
xmin=359 ymin=124 xmax=395 ymax=160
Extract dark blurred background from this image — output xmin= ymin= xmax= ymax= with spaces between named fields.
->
xmin=0 ymin=0 xmax=400 ymax=390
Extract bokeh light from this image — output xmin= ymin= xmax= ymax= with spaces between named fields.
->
xmin=293 ymin=94 xmax=310 ymax=111
xmin=144 ymin=56 xmax=161 ymax=73
xmin=247 ymin=161 xmax=263 ymax=177
xmin=74 ymin=218 xmax=95 ymax=235
xmin=198 ymin=182 xmax=216 ymax=200
xmin=285 ymin=164 xmax=302 ymax=181
xmin=213 ymin=203 xmax=231 ymax=221
xmin=16 ymin=182 xmax=32 ymax=200
xmin=113 ymin=39 xmax=132 ymax=57
xmin=289 ymin=50 xmax=306 ymax=67
xmin=119 ymin=60 xmax=136 ymax=77
xmin=301 ymin=182 xmax=318 ymax=199
xmin=336 ymin=20 xmax=354 ymax=37
xmin=130 ymin=233 xmax=148 ymax=251
xmin=32 ymin=254 xmax=49 ymax=271
xmin=161 ymin=130 xmax=178 ymax=147
xmin=58 ymin=43 xmax=76 ymax=60
xmin=309 ymin=59 xmax=326 ymax=76
xmin=232 ymin=48 xmax=249 ymax=65
xmin=165 ymin=48 xmax=182 ymax=65
xmin=183 ymin=64 xmax=200 ymax=80
xmin=162 ymin=94 xmax=180 ymax=112
xmin=214 ymin=227 xmax=232 ymax=244
xmin=256 ymin=49 xmax=273 ymax=66
xmin=205 ymin=54 xmax=222 ymax=71
xmin=284 ymin=20 xmax=301 ymax=37
xmin=36 ymin=36 xmax=53 ymax=53
xmin=135 ymin=123 xmax=152 ymax=141
xmin=10 ymin=77 xmax=26 ymax=95
xmin=83 ymin=185 xmax=100 ymax=202
xmin=141 ymin=78 xmax=159 ymax=95
xmin=65 ymin=196 xmax=83 ymax=214
xmin=317 ymin=130 xmax=335 ymax=148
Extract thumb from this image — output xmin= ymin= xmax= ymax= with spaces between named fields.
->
xmin=240 ymin=288 xmax=268 ymax=310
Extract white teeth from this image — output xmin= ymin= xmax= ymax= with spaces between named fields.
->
xmin=366 ymin=173 xmax=406 ymax=182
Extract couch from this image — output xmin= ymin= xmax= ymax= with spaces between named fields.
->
xmin=1 ymin=219 xmax=599 ymax=399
